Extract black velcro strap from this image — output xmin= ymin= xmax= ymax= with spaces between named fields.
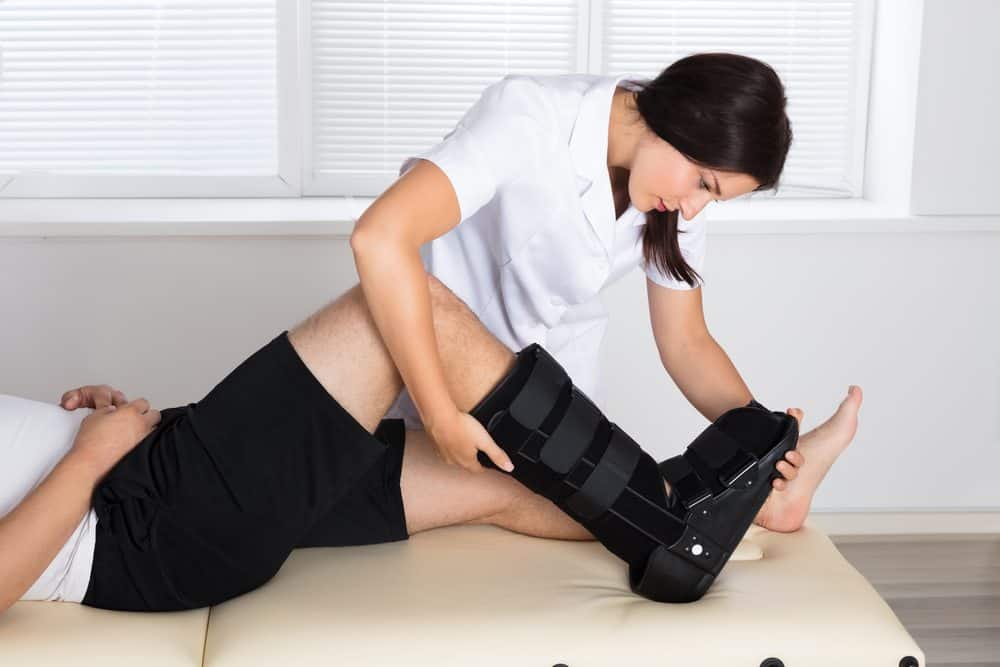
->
xmin=658 ymin=455 xmax=712 ymax=510
xmin=565 ymin=426 xmax=641 ymax=520
xmin=507 ymin=347 xmax=568 ymax=431
xmin=687 ymin=423 xmax=758 ymax=489
xmin=487 ymin=410 xmax=534 ymax=459
xmin=539 ymin=389 xmax=604 ymax=474
xmin=485 ymin=410 xmax=566 ymax=494
xmin=717 ymin=449 xmax=758 ymax=488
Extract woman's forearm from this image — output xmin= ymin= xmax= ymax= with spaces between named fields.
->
xmin=0 ymin=450 xmax=102 ymax=612
xmin=660 ymin=334 xmax=754 ymax=423
xmin=351 ymin=234 xmax=457 ymax=431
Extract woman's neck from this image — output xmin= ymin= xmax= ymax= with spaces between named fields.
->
xmin=607 ymin=87 xmax=643 ymax=218
xmin=607 ymin=87 xmax=643 ymax=172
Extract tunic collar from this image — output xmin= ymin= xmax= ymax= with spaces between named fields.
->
xmin=568 ymin=73 xmax=648 ymax=255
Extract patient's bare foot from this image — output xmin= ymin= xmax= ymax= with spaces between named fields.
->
xmin=751 ymin=386 xmax=863 ymax=532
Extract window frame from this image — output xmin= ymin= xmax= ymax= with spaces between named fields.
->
xmin=0 ymin=0 xmax=303 ymax=199
xmin=0 ymin=0 xmax=939 ymax=235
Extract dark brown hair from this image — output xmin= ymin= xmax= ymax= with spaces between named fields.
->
xmin=625 ymin=53 xmax=792 ymax=287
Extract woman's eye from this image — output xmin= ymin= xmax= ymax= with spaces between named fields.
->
xmin=700 ymin=179 xmax=709 ymax=191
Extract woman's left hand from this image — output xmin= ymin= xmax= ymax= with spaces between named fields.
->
xmin=772 ymin=407 xmax=806 ymax=491
xmin=60 ymin=385 xmax=128 ymax=411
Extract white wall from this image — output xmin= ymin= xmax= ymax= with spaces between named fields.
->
xmin=1 ymin=227 xmax=997 ymax=514
xmin=0 ymin=238 xmax=360 ymax=408
xmin=601 ymin=228 xmax=1000 ymax=512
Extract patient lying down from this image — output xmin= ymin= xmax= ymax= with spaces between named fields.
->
xmin=0 ymin=277 xmax=862 ymax=612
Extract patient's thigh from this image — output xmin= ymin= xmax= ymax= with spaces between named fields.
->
xmin=286 ymin=275 xmax=515 ymax=438
xmin=400 ymin=429 xmax=521 ymax=535
xmin=287 ymin=284 xmax=402 ymax=435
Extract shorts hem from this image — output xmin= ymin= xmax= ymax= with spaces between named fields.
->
xmin=273 ymin=330 xmax=388 ymax=455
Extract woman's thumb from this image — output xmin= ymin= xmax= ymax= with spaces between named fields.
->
xmin=485 ymin=441 xmax=514 ymax=473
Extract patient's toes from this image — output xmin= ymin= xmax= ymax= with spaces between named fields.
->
xmin=847 ymin=385 xmax=864 ymax=406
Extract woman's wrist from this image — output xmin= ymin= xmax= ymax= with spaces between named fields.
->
xmin=422 ymin=401 xmax=461 ymax=437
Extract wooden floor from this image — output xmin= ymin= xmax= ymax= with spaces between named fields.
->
xmin=831 ymin=534 xmax=1000 ymax=667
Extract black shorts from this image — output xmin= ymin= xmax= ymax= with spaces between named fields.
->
xmin=81 ymin=331 xmax=409 ymax=612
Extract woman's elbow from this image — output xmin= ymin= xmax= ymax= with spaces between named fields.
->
xmin=350 ymin=217 xmax=410 ymax=257
xmin=349 ymin=220 xmax=375 ymax=255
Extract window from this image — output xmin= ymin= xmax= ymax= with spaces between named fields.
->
xmin=0 ymin=0 xmax=873 ymax=200
xmin=601 ymin=0 xmax=874 ymax=198
xmin=0 ymin=0 xmax=295 ymax=197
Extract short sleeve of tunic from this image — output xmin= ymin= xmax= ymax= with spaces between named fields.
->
xmin=641 ymin=215 xmax=708 ymax=290
xmin=397 ymin=75 xmax=557 ymax=222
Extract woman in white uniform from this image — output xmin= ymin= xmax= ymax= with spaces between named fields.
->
xmin=354 ymin=53 xmax=848 ymax=509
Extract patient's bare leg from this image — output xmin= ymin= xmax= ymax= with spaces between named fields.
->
xmin=286 ymin=277 xmax=856 ymax=540
xmin=287 ymin=277 xmax=599 ymax=539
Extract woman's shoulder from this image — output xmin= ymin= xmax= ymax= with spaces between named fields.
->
xmin=473 ymin=74 xmax=561 ymax=127
xmin=477 ymin=73 xmax=600 ymax=129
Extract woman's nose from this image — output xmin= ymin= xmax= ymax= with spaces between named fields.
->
xmin=680 ymin=190 xmax=712 ymax=220
xmin=680 ymin=198 xmax=705 ymax=220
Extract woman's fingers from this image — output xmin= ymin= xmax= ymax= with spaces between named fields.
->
xmin=776 ymin=460 xmax=797 ymax=481
xmin=775 ymin=449 xmax=805 ymax=485
xmin=480 ymin=439 xmax=514 ymax=474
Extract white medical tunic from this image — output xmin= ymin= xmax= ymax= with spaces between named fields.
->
xmin=386 ymin=73 xmax=707 ymax=428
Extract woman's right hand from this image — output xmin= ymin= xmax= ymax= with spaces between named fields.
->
xmin=427 ymin=410 xmax=515 ymax=474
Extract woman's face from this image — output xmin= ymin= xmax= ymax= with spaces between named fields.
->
xmin=628 ymin=129 xmax=761 ymax=220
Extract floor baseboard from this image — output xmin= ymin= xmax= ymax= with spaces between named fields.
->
xmin=808 ymin=511 xmax=1000 ymax=536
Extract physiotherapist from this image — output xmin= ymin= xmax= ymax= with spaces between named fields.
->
xmin=351 ymin=53 xmax=793 ymax=474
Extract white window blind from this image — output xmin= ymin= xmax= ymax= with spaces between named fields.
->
xmin=0 ymin=0 xmax=288 ymax=197
xmin=0 ymin=0 xmax=872 ymax=201
xmin=306 ymin=0 xmax=580 ymax=195
xmin=602 ymin=0 xmax=872 ymax=197
xmin=312 ymin=0 xmax=871 ymax=198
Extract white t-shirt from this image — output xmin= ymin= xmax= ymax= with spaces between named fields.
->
xmin=386 ymin=73 xmax=707 ymax=428
xmin=0 ymin=394 xmax=98 ymax=603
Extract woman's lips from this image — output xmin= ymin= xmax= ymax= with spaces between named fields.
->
xmin=656 ymin=197 xmax=667 ymax=212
